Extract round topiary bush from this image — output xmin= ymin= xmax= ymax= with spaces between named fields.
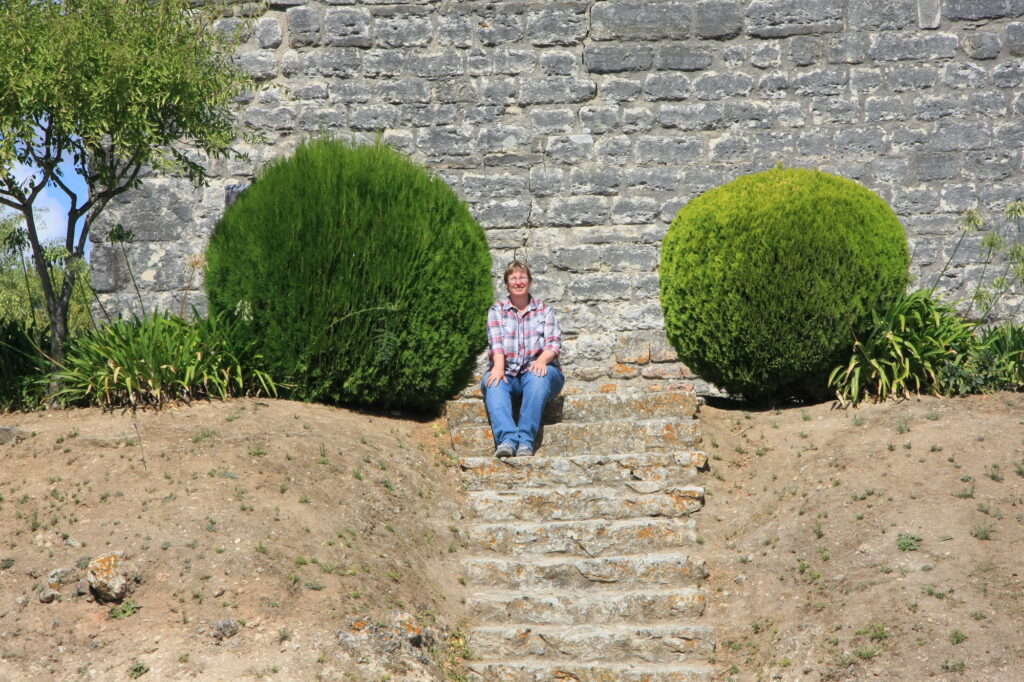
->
xmin=205 ymin=139 xmax=492 ymax=411
xmin=660 ymin=167 xmax=909 ymax=401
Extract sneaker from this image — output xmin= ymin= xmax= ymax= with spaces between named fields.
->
xmin=515 ymin=443 xmax=534 ymax=457
xmin=495 ymin=442 xmax=515 ymax=458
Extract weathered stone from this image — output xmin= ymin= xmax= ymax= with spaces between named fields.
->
xmin=746 ymin=0 xmax=843 ymax=38
xmin=462 ymin=450 xmax=708 ymax=489
xmin=374 ymin=14 xmax=431 ymax=47
xmin=869 ymin=33 xmax=958 ymax=61
xmin=519 ymin=76 xmax=596 ymax=104
xmin=86 ymin=552 xmax=130 ymax=602
xmin=591 ymin=2 xmax=691 ymax=41
xmin=694 ymin=72 xmax=753 ymax=100
xmin=469 ymin=585 xmax=705 ymax=623
xmin=849 ymin=0 xmax=914 ymax=29
xmin=323 ymin=8 xmax=371 ymax=47
xmin=962 ymin=32 xmax=1002 ymax=60
xmin=1009 ymin=24 xmax=1024 ymax=56
xmin=213 ymin=619 xmax=240 ymax=641
xmin=38 ymin=588 xmax=60 ymax=604
xmin=827 ymin=35 xmax=867 ymax=64
xmin=584 ymin=44 xmax=654 ymax=73
xmin=469 ymin=661 xmax=716 ymax=681
xmin=693 ymin=1 xmax=742 ymax=40
xmin=0 ymin=427 xmax=29 ymax=445
xmin=790 ymin=36 xmax=819 ymax=66
xmin=464 ymin=552 xmax=707 ymax=590
xmin=655 ymin=44 xmax=713 ymax=71
xmin=525 ymin=5 xmax=588 ymax=46
xmin=254 ymin=17 xmax=283 ymax=49
xmin=285 ymin=6 xmax=321 ymax=46
xmin=944 ymin=0 xmax=1018 ymax=21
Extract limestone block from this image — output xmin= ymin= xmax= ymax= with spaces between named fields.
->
xmin=849 ymin=0 xmax=915 ymax=29
xmin=944 ymin=0 xmax=1020 ymax=21
xmin=323 ymin=8 xmax=371 ymax=47
xmin=1009 ymin=24 xmax=1024 ymax=56
xmin=478 ymin=13 xmax=524 ymax=47
xmin=693 ymin=0 xmax=742 ymax=40
xmin=828 ymin=34 xmax=867 ymax=64
xmin=255 ymin=17 xmax=283 ymax=49
xmin=591 ymin=2 xmax=691 ymax=41
xmin=643 ymin=73 xmax=693 ymax=101
xmin=962 ymin=32 xmax=1002 ymax=60
xmin=868 ymin=32 xmax=958 ymax=61
xmin=525 ymin=5 xmax=589 ymax=46
xmin=635 ymin=135 xmax=701 ymax=164
xmin=584 ymin=44 xmax=655 ymax=73
xmin=531 ymin=108 xmax=576 ymax=135
xmin=693 ymin=71 xmax=754 ymax=100
xmin=285 ymin=6 xmax=321 ymax=46
xmin=373 ymin=14 xmax=431 ymax=48
xmin=655 ymin=44 xmax=713 ymax=71
xmin=745 ymin=0 xmax=843 ymax=38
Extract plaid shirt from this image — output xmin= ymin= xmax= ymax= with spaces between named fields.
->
xmin=487 ymin=296 xmax=562 ymax=377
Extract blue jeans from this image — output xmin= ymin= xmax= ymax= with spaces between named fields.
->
xmin=481 ymin=366 xmax=564 ymax=449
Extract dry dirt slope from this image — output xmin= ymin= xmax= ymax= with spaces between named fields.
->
xmin=1 ymin=393 xmax=1023 ymax=681
xmin=0 ymin=399 xmax=469 ymax=681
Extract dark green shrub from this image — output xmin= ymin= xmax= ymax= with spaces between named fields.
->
xmin=829 ymin=290 xmax=976 ymax=405
xmin=0 ymin=318 xmax=47 ymax=410
xmin=48 ymin=310 xmax=276 ymax=410
xmin=205 ymin=139 xmax=492 ymax=410
xmin=660 ymin=167 xmax=909 ymax=400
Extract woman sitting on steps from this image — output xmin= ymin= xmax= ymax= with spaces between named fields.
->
xmin=482 ymin=260 xmax=564 ymax=458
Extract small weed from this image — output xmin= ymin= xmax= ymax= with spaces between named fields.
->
xmin=971 ymin=522 xmax=994 ymax=540
xmin=801 ymin=410 xmax=810 ymax=422
xmin=299 ymin=494 xmax=310 ymax=504
xmin=985 ymin=464 xmax=1003 ymax=482
xmin=970 ymin=611 xmax=987 ymax=621
xmin=949 ymin=629 xmax=967 ymax=645
xmin=128 ymin=661 xmax=149 ymax=678
xmin=856 ymin=623 xmax=890 ymax=642
xmin=277 ymin=627 xmax=293 ymax=643
xmin=751 ymin=617 xmax=774 ymax=634
xmin=956 ymin=484 xmax=975 ymax=499
xmin=108 ymin=600 xmax=139 ymax=620
xmin=813 ymin=522 xmax=823 ymax=539
xmin=1015 ymin=459 xmax=1024 ymax=478
xmin=930 ymin=443 xmax=942 ymax=452
xmin=925 ymin=410 xmax=940 ymax=421
xmin=851 ymin=414 xmax=864 ymax=426
xmin=853 ymin=646 xmax=879 ymax=660
xmin=191 ymin=429 xmax=215 ymax=443
xmin=896 ymin=533 xmax=921 ymax=552
xmin=305 ymin=582 xmax=324 ymax=591
xmin=352 ymin=469 xmax=363 ymax=481
xmin=896 ymin=419 xmax=910 ymax=434
xmin=941 ymin=660 xmax=966 ymax=672
xmin=886 ymin=442 xmax=896 ymax=452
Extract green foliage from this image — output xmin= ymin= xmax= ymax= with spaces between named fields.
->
xmin=660 ymin=167 xmax=909 ymax=400
xmin=829 ymin=290 xmax=977 ymax=405
xmin=0 ymin=0 xmax=252 ymax=366
xmin=48 ymin=310 xmax=276 ymax=410
xmin=205 ymin=139 xmax=492 ymax=411
xmin=0 ymin=318 xmax=47 ymax=411
xmin=944 ymin=322 xmax=1024 ymax=395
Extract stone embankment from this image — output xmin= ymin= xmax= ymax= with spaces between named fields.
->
xmin=448 ymin=386 xmax=714 ymax=681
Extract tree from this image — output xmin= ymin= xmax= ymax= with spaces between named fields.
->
xmin=0 ymin=0 xmax=251 ymax=369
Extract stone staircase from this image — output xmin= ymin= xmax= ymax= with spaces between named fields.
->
xmin=447 ymin=387 xmax=715 ymax=681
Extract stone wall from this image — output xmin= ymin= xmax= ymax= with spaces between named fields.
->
xmin=91 ymin=0 xmax=1024 ymax=394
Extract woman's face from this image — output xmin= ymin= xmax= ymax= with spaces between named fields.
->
xmin=506 ymin=270 xmax=531 ymax=297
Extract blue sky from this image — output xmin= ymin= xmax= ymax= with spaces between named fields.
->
xmin=10 ymin=157 xmax=90 ymax=257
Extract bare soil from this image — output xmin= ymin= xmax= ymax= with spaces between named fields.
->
xmin=2 ymin=393 xmax=1023 ymax=681
xmin=699 ymin=392 xmax=1024 ymax=681
xmin=0 ymin=399 xmax=468 ymax=681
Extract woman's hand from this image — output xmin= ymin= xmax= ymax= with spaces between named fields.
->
xmin=528 ymin=360 xmax=548 ymax=376
xmin=486 ymin=357 xmax=508 ymax=387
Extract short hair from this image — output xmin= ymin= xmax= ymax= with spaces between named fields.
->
xmin=503 ymin=260 xmax=532 ymax=285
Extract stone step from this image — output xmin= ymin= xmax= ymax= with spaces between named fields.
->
xmin=460 ymin=451 xmax=707 ymax=491
xmin=449 ymin=418 xmax=702 ymax=456
xmin=445 ymin=390 xmax=699 ymax=428
xmin=463 ymin=552 xmax=707 ymax=590
xmin=468 ymin=517 xmax=699 ymax=557
xmin=467 ymin=486 xmax=704 ymax=523
xmin=467 ymin=624 xmax=715 ymax=663
xmin=468 ymin=586 xmax=706 ymax=624
xmin=467 ymin=661 xmax=714 ymax=682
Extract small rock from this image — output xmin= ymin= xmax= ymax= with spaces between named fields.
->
xmin=39 ymin=588 xmax=60 ymax=604
xmin=0 ymin=427 xmax=29 ymax=445
xmin=733 ymin=574 xmax=747 ymax=583
xmin=75 ymin=580 xmax=90 ymax=597
xmin=65 ymin=537 xmax=82 ymax=548
xmin=213 ymin=619 xmax=239 ymax=641
xmin=86 ymin=552 xmax=131 ymax=602
xmin=213 ymin=586 xmax=226 ymax=598
xmin=48 ymin=567 xmax=78 ymax=589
